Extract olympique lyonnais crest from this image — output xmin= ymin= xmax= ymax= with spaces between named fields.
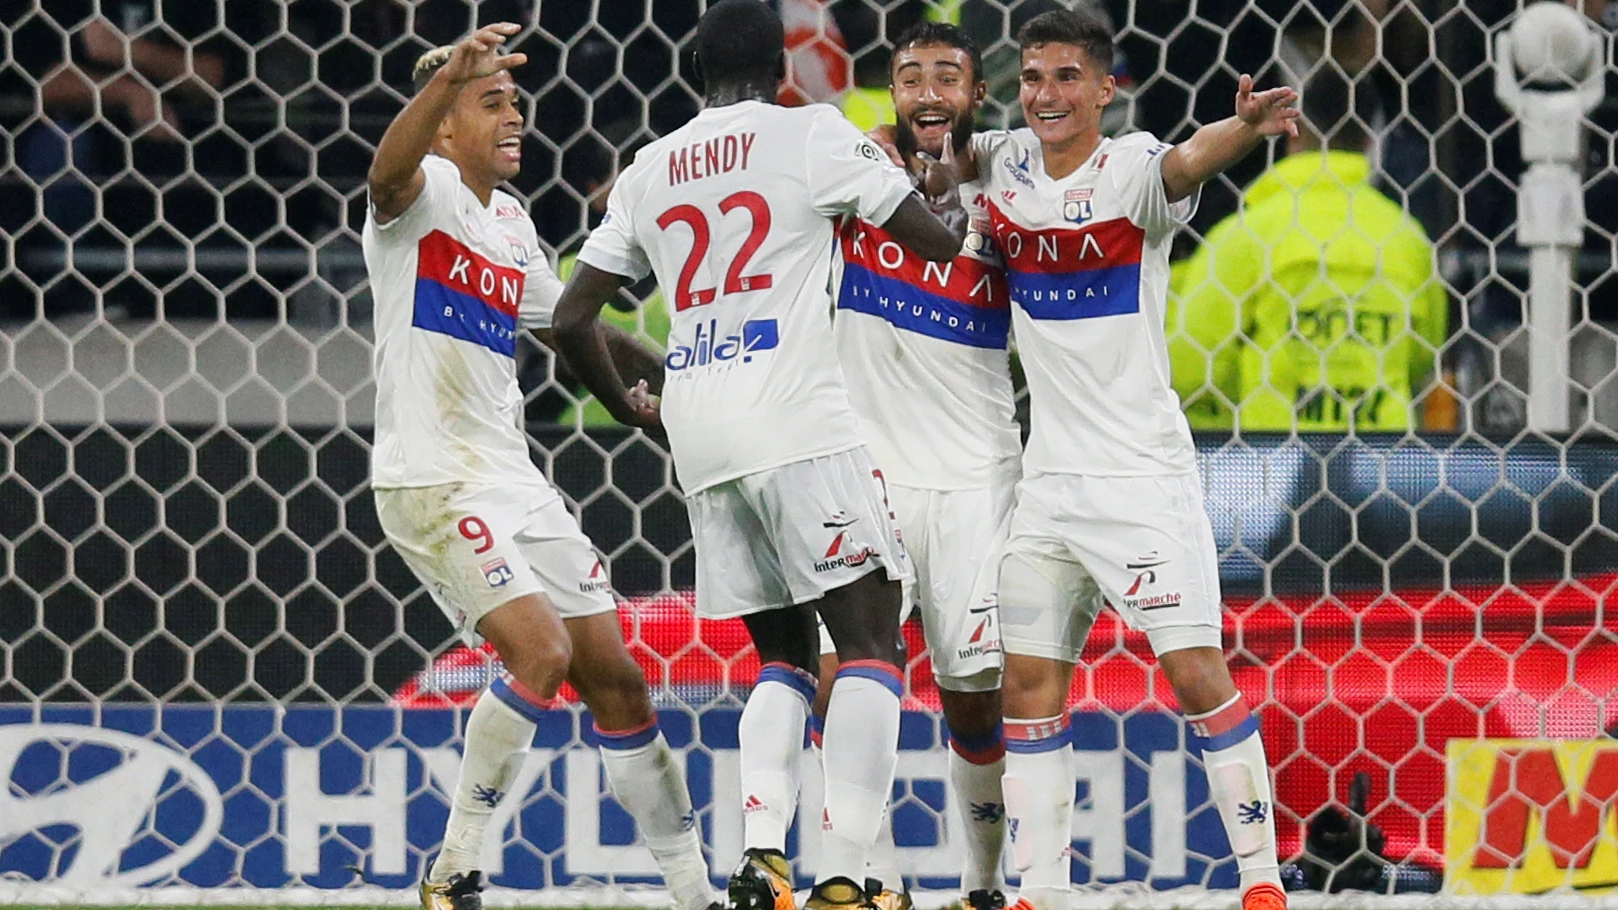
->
xmin=506 ymin=235 xmax=529 ymax=268
xmin=1064 ymin=188 xmax=1094 ymax=225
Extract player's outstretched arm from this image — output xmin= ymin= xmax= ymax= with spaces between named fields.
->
xmin=552 ymin=262 xmax=663 ymax=431
xmin=1160 ymin=74 xmax=1299 ymax=203
xmin=367 ymin=23 xmax=527 ymax=223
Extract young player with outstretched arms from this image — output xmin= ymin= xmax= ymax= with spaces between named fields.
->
xmin=926 ymin=11 xmax=1300 ymax=910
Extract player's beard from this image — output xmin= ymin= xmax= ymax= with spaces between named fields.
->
xmin=895 ymin=106 xmax=975 ymax=172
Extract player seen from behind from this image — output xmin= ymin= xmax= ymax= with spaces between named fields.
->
xmin=361 ymin=25 xmax=715 ymax=910
xmin=815 ymin=21 xmax=1016 ymax=910
xmin=964 ymin=11 xmax=1299 ymax=910
xmin=551 ymin=3 xmax=971 ymax=910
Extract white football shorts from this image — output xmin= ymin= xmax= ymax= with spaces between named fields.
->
xmin=375 ymin=481 xmax=616 ymax=645
xmin=997 ymin=471 xmax=1224 ymax=661
xmin=817 ymin=474 xmax=1015 ymax=691
xmin=687 ymin=446 xmax=912 ymax=618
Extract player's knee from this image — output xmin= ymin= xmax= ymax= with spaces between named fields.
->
xmin=938 ymin=683 xmax=1002 ymax=739
xmin=999 ymin=653 xmax=1068 ymax=718
xmin=1155 ymin=641 xmax=1236 ymax=715
xmin=505 ymin=635 xmax=572 ymax=700
xmin=572 ymin=649 xmax=655 ymax=729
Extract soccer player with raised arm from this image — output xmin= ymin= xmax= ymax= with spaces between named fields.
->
xmin=362 ymin=26 xmax=714 ymax=910
xmin=965 ymin=11 xmax=1300 ymax=910
xmin=818 ymin=22 xmax=1016 ymax=910
xmin=550 ymin=4 xmax=970 ymax=910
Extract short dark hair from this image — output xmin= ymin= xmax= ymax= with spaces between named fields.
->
xmin=1017 ymin=9 xmax=1115 ymax=77
xmin=696 ymin=0 xmax=785 ymax=88
xmin=891 ymin=21 xmax=984 ymax=85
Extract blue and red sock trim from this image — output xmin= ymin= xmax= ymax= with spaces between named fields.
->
xmin=1004 ymin=715 xmax=1071 ymax=754
xmin=489 ymin=672 xmax=550 ymax=724
xmin=809 ymin=713 xmax=825 ymax=749
xmin=593 ymin=715 xmax=661 ymax=751
xmin=1187 ymin=696 xmax=1259 ymax=752
xmin=949 ymin=723 xmax=1006 ymax=765
xmin=757 ymin=661 xmax=817 ymax=705
xmin=834 ymin=659 xmax=903 ymax=698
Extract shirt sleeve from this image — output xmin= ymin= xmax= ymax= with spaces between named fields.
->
xmin=367 ymin=155 xmax=459 ymax=241
xmin=518 ymin=244 xmax=567 ymax=330
xmin=576 ymin=167 xmax=653 ymax=281
xmin=1106 ymin=131 xmax=1199 ymax=237
xmin=805 ymin=107 xmax=917 ymax=224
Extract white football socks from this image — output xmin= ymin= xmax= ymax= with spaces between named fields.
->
xmin=865 ymin=804 xmax=902 ymax=892
xmin=817 ymin=661 xmax=903 ymax=885
xmin=738 ymin=662 xmax=816 ymax=851
xmin=948 ymin=724 xmax=1008 ymax=894
xmin=1002 ymin=714 xmax=1073 ymax=910
xmin=598 ymin=723 xmax=716 ymax=910
xmin=431 ymin=680 xmax=538 ymax=881
xmin=1188 ymin=695 xmax=1281 ymax=894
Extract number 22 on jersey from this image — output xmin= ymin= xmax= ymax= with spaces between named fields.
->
xmin=657 ymin=191 xmax=774 ymax=311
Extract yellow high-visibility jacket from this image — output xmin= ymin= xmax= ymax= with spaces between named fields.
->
xmin=1168 ymin=151 xmax=1446 ymax=432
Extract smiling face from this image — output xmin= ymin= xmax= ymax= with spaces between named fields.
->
xmin=891 ymin=41 xmax=983 ymax=161
xmin=1019 ymin=41 xmax=1114 ymax=150
xmin=437 ymin=69 xmax=524 ymax=188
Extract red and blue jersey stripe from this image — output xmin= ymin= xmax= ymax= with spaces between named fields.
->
xmin=837 ymin=220 xmax=1010 ymax=349
xmin=413 ymin=230 xmax=525 ymax=357
xmin=986 ymin=208 xmax=1145 ymax=321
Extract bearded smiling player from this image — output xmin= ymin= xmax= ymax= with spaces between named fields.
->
xmin=361 ymin=25 xmax=714 ymax=910
xmin=882 ymin=10 xmax=1302 ymax=910
xmin=815 ymin=22 xmax=1017 ymax=910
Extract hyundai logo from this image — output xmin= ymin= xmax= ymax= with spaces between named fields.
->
xmin=0 ymin=724 xmax=224 ymax=885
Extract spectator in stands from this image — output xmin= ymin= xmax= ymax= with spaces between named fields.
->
xmin=37 ymin=2 xmax=224 ymax=142
xmin=1167 ymin=72 xmax=1449 ymax=432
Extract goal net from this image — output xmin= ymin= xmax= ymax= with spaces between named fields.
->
xmin=2 ymin=0 xmax=1616 ymax=905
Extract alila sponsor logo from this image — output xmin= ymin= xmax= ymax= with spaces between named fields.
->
xmin=1122 ymin=552 xmax=1181 ymax=610
xmin=815 ymin=519 xmax=872 ymax=573
xmin=665 ymin=318 xmax=779 ymax=372
xmin=579 ymin=559 xmax=610 ymax=594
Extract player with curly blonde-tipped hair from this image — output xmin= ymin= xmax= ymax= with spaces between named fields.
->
xmin=363 ymin=26 xmax=716 ymax=910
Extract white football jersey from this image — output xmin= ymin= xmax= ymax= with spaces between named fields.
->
xmin=364 ymin=155 xmax=565 ymax=489
xmin=577 ymin=100 xmax=916 ymax=494
xmin=833 ymin=176 xmax=1021 ymax=490
xmin=973 ymin=129 xmax=1199 ymax=477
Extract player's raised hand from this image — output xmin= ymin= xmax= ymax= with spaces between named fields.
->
xmin=440 ymin=23 xmax=528 ymax=85
xmin=917 ymin=137 xmax=962 ymax=206
xmin=1234 ymin=73 xmax=1300 ymax=138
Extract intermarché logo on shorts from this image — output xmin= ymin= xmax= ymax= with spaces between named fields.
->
xmin=814 ymin=531 xmax=872 ymax=574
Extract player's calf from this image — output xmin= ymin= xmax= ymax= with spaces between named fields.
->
xmin=1000 ymin=653 xmax=1076 ymax=910
xmin=568 ymin=611 xmax=718 ymax=910
xmin=938 ymin=685 xmax=1007 ymax=897
xmin=428 ymin=594 xmax=569 ymax=887
xmin=1157 ymin=645 xmax=1282 ymax=902
xmin=816 ymin=571 xmax=906 ymax=884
